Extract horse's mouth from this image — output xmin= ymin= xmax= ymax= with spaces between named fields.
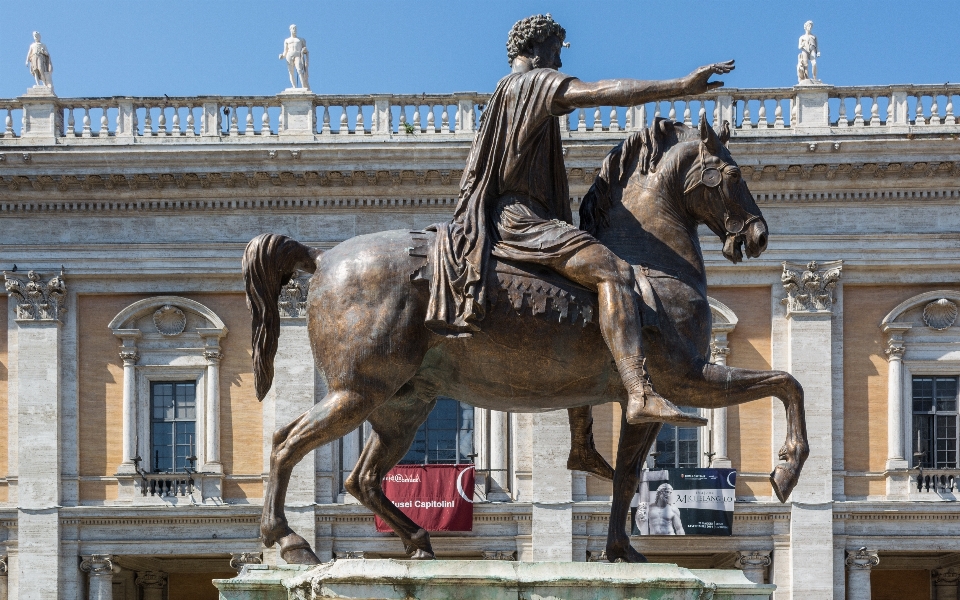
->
xmin=722 ymin=235 xmax=744 ymax=263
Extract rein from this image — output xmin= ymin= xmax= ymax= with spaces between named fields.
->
xmin=682 ymin=141 xmax=764 ymax=243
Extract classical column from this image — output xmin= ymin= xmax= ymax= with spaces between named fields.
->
xmin=80 ymin=555 xmax=115 ymax=600
xmin=934 ymin=568 xmax=960 ymax=600
xmin=781 ymin=260 xmax=842 ymax=600
xmin=882 ymin=326 xmax=909 ymax=473
xmin=710 ymin=341 xmax=732 ymax=468
xmin=735 ymin=550 xmax=772 ymax=584
xmin=117 ymin=344 xmax=139 ymax=473
xmin=5 ymin=269 xmax=66 ymax=599
xmin=845 ymin=549 xmax=879 ymax=600
xmin=229 ymin=553 xmax=262 ymax=573
xmin=204 ymin=349 xmax=223 ymax=468
xmin=135 ymin=572 xmax=167 ymax=600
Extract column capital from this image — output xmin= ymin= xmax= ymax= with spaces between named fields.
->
xmin=4 ymin=268 xmax=66 ymax=323
xmin=203 ymin=349 xmax=223 ymax=363
xmin=278 ymin=272 xmax=311 ymax=318
xmin=845 ymin=549 xmax=879 ymax=570
xmin=735 ymin=550 xmax=772 ymax=569
xmin=884 ymin=340 xmax=906 ymax=361
xmin=710 ymin=343 xmax=730 ymax=364
xmin=80 ymin=554 xmax=115 ymax=575
xmin=229 ymin=552 xmax=262 ymax=572
xmin=781 ymin=260 xmax=842 ymax=316
xmin=119 ymin=348 xmax=140 ymax=365
xmin=136 ymin=571 xmax=167 ymax=588
xmin=933 ymin=567 xmax=960 ymax=585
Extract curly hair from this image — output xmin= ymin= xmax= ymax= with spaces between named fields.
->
xmin=506 ymin=13 xmax=566 ymax=63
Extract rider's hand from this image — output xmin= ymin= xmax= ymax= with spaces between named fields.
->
xmin=684 ymin=60 xmax=735 ymax=94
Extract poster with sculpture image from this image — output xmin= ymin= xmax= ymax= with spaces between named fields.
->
xmin=631 ymin=468 xmax=736 ymax=536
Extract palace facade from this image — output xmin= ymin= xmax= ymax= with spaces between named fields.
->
xmin=1 ymin=82 xmax=959 ymax=600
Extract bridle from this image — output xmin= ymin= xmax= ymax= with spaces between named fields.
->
xmin=682 ymin=141 xmax=765 ymax=242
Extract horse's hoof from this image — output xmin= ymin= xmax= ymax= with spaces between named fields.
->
xmin=567 ymin=448 xmax=615 ymax=481
xmin=410 ymin=549 xmax=436 ymax=560
xmin=607 ymin=546 xmax=648 ymax=563
xmin=279 ymin=533 xmax=322 ymax=565
xmin=770 ymin=464 xmax=798 ymax=503
xmin=261 ymin=520 xmax=292 ymax=549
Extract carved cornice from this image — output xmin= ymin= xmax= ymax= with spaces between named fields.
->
xmin=781 ymin=260 xmax=842 ymax=315
xmin=80 ymin=554 xmax=114 ymax=576
xmin=845 ymin=549 xmax=880 ymax=570
xmin=4 ymin=268 xmax=66 ymax=322
xmin=229 ymin=552 xmax=262 ymax=571
xmin=278 ymin=272 xmax=311 ymax=318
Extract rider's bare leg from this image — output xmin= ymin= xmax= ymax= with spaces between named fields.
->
xmin=566 ymin=406 xmax=615 ymax=480
xmin=555 ymin=244 xmax=706 ymax=428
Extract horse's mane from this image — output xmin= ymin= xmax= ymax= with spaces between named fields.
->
xmin=579 ymin=118 xmax=696 ymax=236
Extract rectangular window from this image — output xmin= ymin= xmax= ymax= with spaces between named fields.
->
xmin=401 ymin=397 xmax=474 ymax=465
xmin=654 ymin=406 xmax=701 ymax=469
xmin=151 ymin=381 xmax=197 ymax=473
xmin=912 ymin=376 xmax=959 ymax=469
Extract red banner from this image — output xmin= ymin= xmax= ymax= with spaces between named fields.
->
xmin=374 ymin=464 xmax=475 ymax=532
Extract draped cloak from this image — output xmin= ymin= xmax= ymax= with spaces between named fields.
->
xmin=425 ymin=68 xmax=579 ymax=336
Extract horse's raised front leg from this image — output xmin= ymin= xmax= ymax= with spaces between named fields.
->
xmin=263 ymin=388 xmax=383 ymax=564
xmin=606 ymin=416 xmax=661 ymax=563
xmin=676 ymin=361 xmax=809 ymax=503
xmin=347 ymin=390 xmax=438 ymax=559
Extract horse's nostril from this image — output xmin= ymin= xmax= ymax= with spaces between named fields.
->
xmin=758 ymin=233 xmax=768 ymax=250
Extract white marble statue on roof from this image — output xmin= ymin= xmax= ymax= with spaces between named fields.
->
xmin=280 ymin=24 xmax=310 ymax=90
xmin=796 ymin=20 xmax=820 ymax=84
xmin=25 ymin=31 xmax=54 ymax=92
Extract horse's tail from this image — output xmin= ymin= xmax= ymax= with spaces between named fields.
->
xmin=242 ymin=233 xmax=320 ymax=401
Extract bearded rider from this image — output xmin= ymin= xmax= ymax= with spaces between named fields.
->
xmin=425 ymin=14 xmax=733 ymax=474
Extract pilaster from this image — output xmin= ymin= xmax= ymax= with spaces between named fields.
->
xmin=530 ymin=410 xmax=573 ymax=562
xmin=780 ymin=260 xmax=841 ymax=600
xmin=4 ymin=270 xmax=65 ymax=600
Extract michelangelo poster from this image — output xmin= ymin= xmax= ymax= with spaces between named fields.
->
xmin=631 ymin=468 xmax=737 ymax=536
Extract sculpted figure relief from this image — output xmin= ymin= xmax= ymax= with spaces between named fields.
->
xmin=280 ymin=24 xmax=310 ymax=90
xmin=25 ymin=31 xmax=54 ymax=90
xmin=647 ymin=484 xmax=685 ymax=535
xmin=245 ymin=14 xmax=808 ymax=565
xmin=797 ymin=20 xmax=820 ymax=83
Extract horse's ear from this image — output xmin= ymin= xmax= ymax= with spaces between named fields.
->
xmin=699 ymin=113 xmax=720 ymax=151
xmin=658 ymin=118 xmax=674 ymax=138
xmin=719 ymin=120 xmax=731 ymax=145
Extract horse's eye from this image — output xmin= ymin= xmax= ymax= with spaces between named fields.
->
xmin=729 ymin=170 xmax=741 ymax=181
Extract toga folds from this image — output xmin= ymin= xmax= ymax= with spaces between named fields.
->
xmin=425 ymin=68 xmax=586 ymax=337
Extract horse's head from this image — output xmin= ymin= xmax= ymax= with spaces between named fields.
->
xmin=682 ymin=115 xmax=767 ymax=264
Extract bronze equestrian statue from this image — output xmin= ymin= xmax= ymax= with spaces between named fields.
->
xmin=244 ymin=14 xmax=809 ymax=564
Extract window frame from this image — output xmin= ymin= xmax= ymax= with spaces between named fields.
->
xmin=653 ymin=408 xmax=706 ymax=469
xmin=136 ymin=366 xmax=207 ymax=473
xmin=400 ymin=397 xmax=475 ymax=466
xmin=907 ymin=368 xmax=960 ymax=469
xmin=149 ymin=380 xmax=200 ymax=474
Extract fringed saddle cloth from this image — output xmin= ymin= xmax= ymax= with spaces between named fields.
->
xmin=408 ymin=230 xmax=658 ymax=329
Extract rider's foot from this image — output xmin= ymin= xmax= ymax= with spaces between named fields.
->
xmin=617 ymin=355 xmax=708 ymax=427
xmin=567 ymin=445 xmax=615 ymax=480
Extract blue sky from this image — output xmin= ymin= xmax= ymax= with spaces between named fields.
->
xmin=1 ymin=0 xmax=958 ymax=98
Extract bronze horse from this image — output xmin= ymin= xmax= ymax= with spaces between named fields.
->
xmin=243 ymin=115 xmax=808 ymax=564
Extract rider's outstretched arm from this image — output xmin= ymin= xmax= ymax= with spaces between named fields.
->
xmin=552 ymin=60 xmax=735 ymax=114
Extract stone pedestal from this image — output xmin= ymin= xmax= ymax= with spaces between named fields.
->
xmin=215 ymin=561 xmax=776 ymax=600
xmin=531 ymin=410 xmax=572 ymax=562
xmin=278 ymin=90 xmax=316 ymax=139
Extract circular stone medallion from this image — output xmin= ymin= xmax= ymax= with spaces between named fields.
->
xmin=923 ymin=299 xmax=958 ymax=331
xmin=153 ymin=305 xmax=187 ymax=336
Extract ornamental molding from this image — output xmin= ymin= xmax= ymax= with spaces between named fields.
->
xmin=923 ymin=298 xmax=958 ymax=330
xmin=80 ymin=554 xmax=115 ymax=575
xmin=934 ymin=567 xmax=960 ymax=585
xmin=278 ymin=272 xmax=311 ymax=318
xmin=781 ymin=260 xmax=842 ymax=315
xmin=845 ymin=549 xmax=879 ymax=570
xmin=4 ymin=268 xmax=66 ymax=323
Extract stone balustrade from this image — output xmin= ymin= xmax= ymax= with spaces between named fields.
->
xmin=2 ymin=84 xmax=959 ymax=144
xmin=914 ymin=469 xmax=960 ymax=495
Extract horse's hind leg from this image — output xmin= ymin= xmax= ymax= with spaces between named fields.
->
xmin=262 ymin=387 xmax=390 ymax=564
xmin=346 ymin=383 xmax=439 ymax=559
xmin=607 ymin=416 xmax=661 ymax=562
